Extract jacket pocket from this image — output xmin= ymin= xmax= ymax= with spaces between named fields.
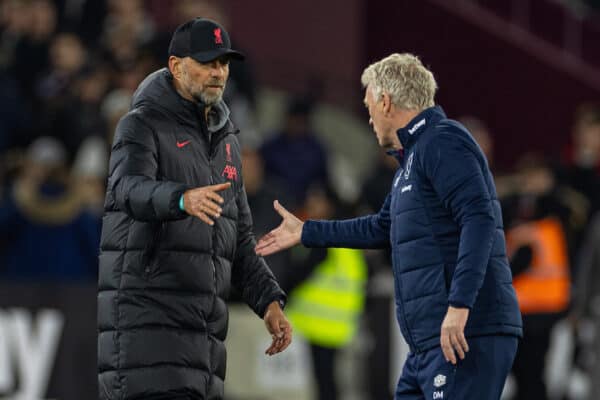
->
xmin=143 ymin=222 xmax=164 ymax=278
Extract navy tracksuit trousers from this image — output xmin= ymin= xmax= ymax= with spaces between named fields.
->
xmin=396 ymin=335 xmax=518 ymax=400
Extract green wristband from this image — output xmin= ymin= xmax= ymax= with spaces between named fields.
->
xmin=179 ymin=195 xmax=185 ymax=212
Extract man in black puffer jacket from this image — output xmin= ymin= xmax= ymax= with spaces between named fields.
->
xmin=98 ymin=18 xmax=291 ymax=400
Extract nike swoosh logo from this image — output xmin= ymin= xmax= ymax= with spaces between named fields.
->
xmin=176 ymin=140 xmax=191 ymax=148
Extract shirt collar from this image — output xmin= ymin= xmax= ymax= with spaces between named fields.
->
xmin=396 ymin=106 xmax=446 ymax=148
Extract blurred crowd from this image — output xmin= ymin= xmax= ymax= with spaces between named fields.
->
xmin=0 ymin=0 xmax=261 ymax=282
xmin=1 ymin=0 xmax=600 ymax=399
xmin=462 ymin=108 xmax=600 ymax=399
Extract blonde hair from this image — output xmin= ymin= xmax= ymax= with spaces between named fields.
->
xmin=361 ymin=53 xmax=438 ymax=110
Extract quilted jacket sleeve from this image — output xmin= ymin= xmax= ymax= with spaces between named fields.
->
xmin=107 ymin=112 xmax=190 ymax=221
xmin=232 ymin=185 xmax=286 ymax=318
xmin=422 ymin=132 xmax=496 ymax=309
xmin=301 ymin=193 xmax=392 ymax=249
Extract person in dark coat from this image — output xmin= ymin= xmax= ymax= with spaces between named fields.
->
xmin=256 ymin=53 xmax=522 ymax=400
xmin=97 ymin=18 xmax=291 ymax=400
xmin=0 ymin=136 xmax=100 ymax=282
xmin=259 ymin=97 xmax=329 ymax=207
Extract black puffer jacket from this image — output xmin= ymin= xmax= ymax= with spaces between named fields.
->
xmin=98 ymin=68 xmax=285 ymax=400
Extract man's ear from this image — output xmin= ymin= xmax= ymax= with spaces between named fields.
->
xmin=381 ymin=92 xmax=392 ymax=116
xmin=168 ymin=56 xmax=182 ymax=79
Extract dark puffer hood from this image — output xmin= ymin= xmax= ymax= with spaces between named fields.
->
xmin=132 ymin=68 xmax=231 ymax=133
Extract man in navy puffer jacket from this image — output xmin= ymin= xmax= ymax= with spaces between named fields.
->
xmin=256 ymin=53 xmax=522 ymax=400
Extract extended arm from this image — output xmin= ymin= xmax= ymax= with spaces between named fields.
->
xmin=255 ymin=194 xmax=392 ymax=256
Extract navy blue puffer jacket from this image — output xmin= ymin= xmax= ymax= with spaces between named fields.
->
xmin=302 ymin=106 xmax=522 ymax=353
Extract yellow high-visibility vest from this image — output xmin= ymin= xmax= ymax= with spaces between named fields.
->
xmin=287 ymin=248 xmax=367 ymax=348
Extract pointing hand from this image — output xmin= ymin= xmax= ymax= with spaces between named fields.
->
xmin=182 ymin=182 xmax=231 ymax=225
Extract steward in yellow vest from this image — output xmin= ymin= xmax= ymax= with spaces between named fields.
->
xmin=287 ymin=247 xmax=367 ymax=348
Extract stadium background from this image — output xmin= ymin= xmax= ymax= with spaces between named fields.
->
xmin=1 ymin=0 xmax=600 ymax=398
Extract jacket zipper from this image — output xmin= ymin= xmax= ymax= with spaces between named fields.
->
xmin=201 ymin=112 xmax=236 ymax=300
xmin=206 ymin=131 xmax=235 ymax=298
xmin=393 ymin=161 xmax=420 ymax=353
xmin=201 ymin=124 xmax=217 ymax=298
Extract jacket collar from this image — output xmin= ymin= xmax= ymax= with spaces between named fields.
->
xmin=386 ymin=148 xmax=404 ymax=164
xmin=396 ymin=106 xmax=446 ymax=149
xmin=131 ymin=68 xmax=237 ymax=136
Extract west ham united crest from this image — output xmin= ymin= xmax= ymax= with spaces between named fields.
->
xmin=434 ymin=374 xmax=446 ymax=388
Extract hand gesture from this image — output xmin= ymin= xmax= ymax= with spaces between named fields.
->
xmin=440 ymin=306 xmax=470 ymax=364
xmin=183 ymin=182 xmax=231 ymax=225
xmin=255 ymin=200 xmax=303 ymax=256
xmin=263 ymin=301 xmax=293 ymax=356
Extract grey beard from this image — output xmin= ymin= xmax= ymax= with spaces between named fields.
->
xmin=194 ymin=84 xmax=226 ymax=106
xmin=196 ymin=91 xmax=222 ymax=106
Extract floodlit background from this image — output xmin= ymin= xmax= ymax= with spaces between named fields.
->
xmin=0 ymin=0 xmax=599 ymax=399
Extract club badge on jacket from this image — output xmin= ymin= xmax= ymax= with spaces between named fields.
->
xmin=222 ymin=143 xmax=238 ymax=181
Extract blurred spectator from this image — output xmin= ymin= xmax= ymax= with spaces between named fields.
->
xmin=175 ymin=0 xmax=230 ymax=29
xmin=566 ymin=105 xmax=600 ymax=396
xmin=0 ymin=137 xmax=100 ymax=282
xmin=0 ymin=0 xmax=31 ymax=70
xmin=559 ymin=103 xmax=600 ymax=225
xmin=235 ymin=147 xmax=292 ymax=306
xmin=260 ymin=96 xmax=329 ymax=208
xmin=99 ymin=0 xmax=159 ymax=78
xmin=36 ymin=32 xmax=86 ymax=104
xmin=459 ymin=115 xmax=520 ymax=200
xmin=53 ymin=0 xmax=107 ymax=46
xmin=100 ymin=88 xmax=132 ymax=145
xmin=230 ymin=146 xmax=291 ymax=294
xmin=503 ymin=154 xmax=589 ymax=266
xmin=103 ymin=0 xmax=155 ymax=50
xmin=284 ymin=186 xmax=367 ymax=400
xmin=0 ymin=70 xmax=31 ymax=152
xmin=459 ymin=116 xmax=494 ymax=167
xmin=242 ymin=147 xmax=290 ymax=236
xmin=101 ymin=23 xmax=140 ymax=71
xmin=11 ymin=0 xmax=57 ymax=96
xmin=503 ymin=155 xmax=573 ymax=400
xmin=360 ymin=148 xmax=399 ymax=216
xmin=356 ymin=148 xmax=398 ymax=400
xmin=72 ymin=135 xmax=108 ymax=215
xmin=112 ymin=56 xmax=158 ymax=93
xmin=45 ymin=65 xmax=110 ymax=159
xmin=571 ymin=212 xmax=600 ymax=398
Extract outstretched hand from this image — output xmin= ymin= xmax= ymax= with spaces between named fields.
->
xmin=255 ymin=200 xmax=304 ymax=256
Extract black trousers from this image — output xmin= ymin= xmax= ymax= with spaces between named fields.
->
xmin=310 ymin=343 xmax=339 ymax=400
xmin=512 ymin=313 xmax=560 ymax=400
